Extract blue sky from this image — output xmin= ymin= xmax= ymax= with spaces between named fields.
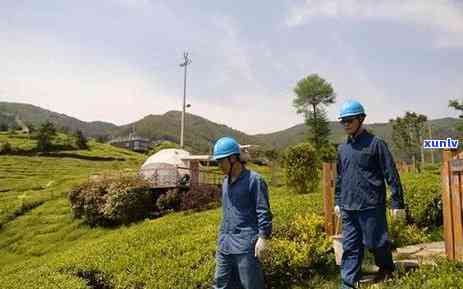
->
xmin=1 ymin=0 xmax=462 ymax=133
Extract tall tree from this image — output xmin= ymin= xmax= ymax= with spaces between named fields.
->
xmin=449 ymin=99 xmax=463 ymax=117
xmin=293 ymin=74 xmax=336 ymax=149
xmin=449 ymin=99 xmax=463 ymax=131
xmin=75 ymin=130 xmax=88 ymax=150
xmin=390 ymin=112 xmax=427 ymax=165
xmin=36 ymin=120 xmax=57 ymax=152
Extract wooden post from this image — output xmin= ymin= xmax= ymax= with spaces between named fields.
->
xmin=190 ymin=160 xmax=200 ymax=188
xmin=453 ymin=160 xmax=463 ymax=261
xmin=442 ymin=149 xmax=459 ymax=260
xmin=323 ymin=162 xmax=336 ymax=235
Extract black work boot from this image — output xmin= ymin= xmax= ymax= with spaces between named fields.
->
xmin=374 ymin=267 xmax=394 ymax=282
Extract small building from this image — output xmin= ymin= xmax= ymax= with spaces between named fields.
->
xmin=108 ymin=135 xmax=152 ymax=152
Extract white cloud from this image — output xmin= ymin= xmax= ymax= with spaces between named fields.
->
xmin=286 ymin=0 xmax=463 ymax=47
xmin=189 ymin=92 xmax=300 ymax=135
xmin=212 ymin=15 xmax=255 ymax=84
xmin=114 ymin=0 xmax=152 ymax=9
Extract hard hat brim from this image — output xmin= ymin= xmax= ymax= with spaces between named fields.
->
xmin=211 ymin=152 xmax=237 ymax=161
xmin=338 ymin=112 xmax=366 ymax=119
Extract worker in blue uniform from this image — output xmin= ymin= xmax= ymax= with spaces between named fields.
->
xmin=211 ymin=136 xmax=272 ymax=289
xmin=335 ymin=100 xmax=406 ymax=289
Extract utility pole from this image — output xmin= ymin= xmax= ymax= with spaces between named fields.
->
xmin=179 ymin=52 xmax=192 ymax=148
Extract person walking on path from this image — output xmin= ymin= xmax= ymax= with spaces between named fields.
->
xmin=335 ymin=100 xmax=406 ymax=289
xmin=211 ymin=136 xmax=272 ymax=289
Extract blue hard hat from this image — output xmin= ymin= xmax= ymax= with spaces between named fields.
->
xmin=339 ymin=100 xmax=366 ymax=119
xmin=212 ymin=137 xmax=240 ymax=160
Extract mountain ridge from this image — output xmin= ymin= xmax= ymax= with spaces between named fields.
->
xmin=1 ymin=101 xmax=461 ymax=154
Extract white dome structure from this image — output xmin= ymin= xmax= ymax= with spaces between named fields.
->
xmin=139 ymin=149 xmax=192 ymax=187
xmin=141 ymin=149 xmax=191 ymax=168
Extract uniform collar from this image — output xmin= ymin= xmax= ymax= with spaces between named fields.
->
xmin=348 ymin=129 xmax=368 ymax=144
xmin=226 ymin=168 xmax=249 ymax=185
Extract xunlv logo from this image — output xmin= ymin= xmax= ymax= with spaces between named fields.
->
xmin=423 ymin=138 xmax=459 ymax=149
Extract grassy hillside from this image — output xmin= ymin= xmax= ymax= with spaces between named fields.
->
xmin=118 ymin=111 xmax=259 ymax=153
xmin=255 ymin=118 xmax=463 ymax=149
xmin=0 ymin=102 xmax=118 ymax=137
xmin=2 ymin=101 xmax=462 ymax=156
xmin=0 ymin=132 xmax=144 ymax=228
xmin=0 ymin=103 xmax=262 ymax=153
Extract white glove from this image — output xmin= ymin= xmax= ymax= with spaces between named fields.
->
xmin=392 ymin=209 xmax=406 ymax=222
xmin=254 ymin=237 xmax=267 ymax=259
xmin=334 ymin=205 xmax=341 ymax=217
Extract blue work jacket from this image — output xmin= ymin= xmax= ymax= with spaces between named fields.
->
xmin=217 ymin=169 xmax=272 ymax=255
xmin=335 ymin=130 xmax=405 ymax=210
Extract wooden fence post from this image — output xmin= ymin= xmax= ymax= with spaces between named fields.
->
xmin=323 ymin=162 xmax=336 ymax=235
xmin=452 ymin=157 xmax=463 ymax=261
xmin=442 ymin=149 xmax=460 ymax=260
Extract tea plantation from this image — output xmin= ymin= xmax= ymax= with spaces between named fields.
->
xmin=0 ymin=132 xmax=461 ymax=289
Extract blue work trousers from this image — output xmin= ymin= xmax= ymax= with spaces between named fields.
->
xmin=212 ymin=250 xmax=265 ymax=289
xmin=340 ymin=207 xmax=394 ymax=289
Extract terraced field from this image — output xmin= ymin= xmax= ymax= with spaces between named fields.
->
xmin=1 ymin=132 xmax=461 ymax=289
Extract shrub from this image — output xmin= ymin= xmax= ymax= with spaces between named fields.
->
xmin=68 ymin=178 xmax=112 ymax=226
xmin=318 ymin=143 xmax=337 ymax=162
xmin=75 ymin=130 xmax=88 ymax=150
xmin=103 ymin=177 xmax=155 ymax=225
xmin=388 ymin=221 xmax=432 ymax=248
xmin=180 ymin=184 xmax=221 ymax=211
xmin=0 ymin=141 xmax=13 ymax=154
xmin=36 ymin=120 xmax=57 ymax=152
xmin=421 ymin=163 xmax=440 ymax=175
xmin=68 ymin=176 xmax=154 ymax=226
xmin=262 ymin=213 xmax=334 ymax=287
xmin=69 ymin=178 xmax=222 ymax=226
xmin=400 ymin=171 xmax=442 ymax=228
xmin=156 ymin=188 xmax=182 ymax=212
xmin=377 ymin=258 xmax=463 ymax=289
xmin=282 ymin=142 xmax=320 ymax=194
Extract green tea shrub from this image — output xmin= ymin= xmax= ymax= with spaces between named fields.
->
xmin=180 ymin=184 xmax=221 ymax=211
xmin=68 ymin=176 xmax=154 ymax=226
xmin=68 ymin=179 xmax=109 ymax=226
xmin=421 ymin=163 xmax=440 ymax=175
xmin=156 ymin=188 xmax=182 ymax=212
xmin=377 ymin=258 xmax=463 ymax=289
xmin=318 ymin=143 xmax=337 ymax=162
xmin=401 ymin=171 xmax=442 ymax=228
xmin=388 ymin=221 xmax=431 ymax=248
xmin=282 ymin=143 xmax=320 ymax=194
xmin=103 ymin=178 xmax=155 ymax=225
xmin=262 ymin=213 xmax=333 ymax=288
xmin=69 ymin=178 xmax=222 ymax=226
